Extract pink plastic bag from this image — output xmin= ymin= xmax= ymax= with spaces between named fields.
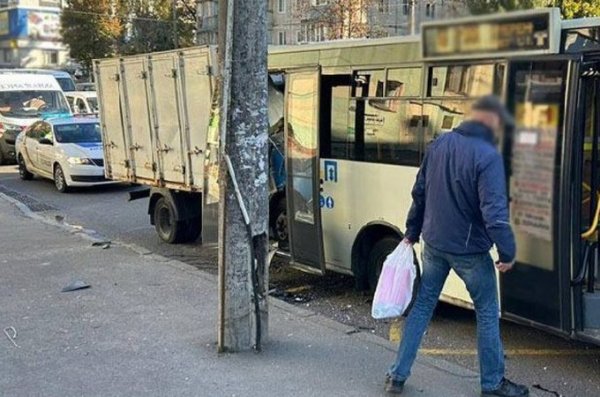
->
xmin=371 ymin=241 xmax=416 ymax=319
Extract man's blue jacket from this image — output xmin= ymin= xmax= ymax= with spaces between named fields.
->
xmin=405 ymin=120 xmax=516 ymax=263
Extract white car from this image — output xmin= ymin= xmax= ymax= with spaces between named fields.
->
xmin=15 ymin=116 xmax=112 ymax=192
xmin=65 ymin=91 xmax=98 ymax=115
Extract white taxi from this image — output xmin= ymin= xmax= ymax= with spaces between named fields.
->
xmin=15 ymin=116 xmax=111 ymax=192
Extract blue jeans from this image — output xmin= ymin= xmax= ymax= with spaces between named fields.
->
xmin=388 ymin=243 xmax=505 ymax=392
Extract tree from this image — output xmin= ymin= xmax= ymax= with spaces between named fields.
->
xmin=120 ymin=0 xmax=198 ymax=55
xmin=61 ymin=0 xmax=123 ymax=72
xmin=466 ymin=0 xmax=600 ymax=18
xmin=296 ymin=0 xmax=380 ymax=41
xmin=561 ymin=0 xmax=600 ymax=19
xmin=120 ymin=0 xmax=175 ymax=54
xmin=466 ymin=0 xmax=534 ymax=14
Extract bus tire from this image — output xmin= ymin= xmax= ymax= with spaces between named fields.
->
xmin=270 ymin=196 xmax=288 ymax=247
xmin=367 ymin=236 xmax=401 ymax=291
xmin=154 ymin=197 xmax=186 ymax=244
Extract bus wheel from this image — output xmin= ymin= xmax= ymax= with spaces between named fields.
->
xmin=271 ymin=197 xmax=288 ymax=247
xmin=154 ymin=197 xmax=186 ymax=244
xmin=367 ymin=236 xmax=401 ymax=291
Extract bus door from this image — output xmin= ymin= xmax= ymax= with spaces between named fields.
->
xmin=573 ymin=59 xmax=600 ymax=342
xmin=284 ymin=69 xmax=326 ymax=274
xmin=501 ymin=60 xmax=572 ymax=334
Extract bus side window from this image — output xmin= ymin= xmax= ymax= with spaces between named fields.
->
xmin=429 ymin=64 xmax=497 ymax=97
xmin=422 ymin=101 xmax=472 ymax=144
xmin=361 ymin=99 xmax=422 ymax=166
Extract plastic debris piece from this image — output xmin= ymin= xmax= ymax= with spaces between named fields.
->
xmin=92 ymin=241 xmax=111 ymax=249
xmin=61 ymin=280 xmax=91 ymax=293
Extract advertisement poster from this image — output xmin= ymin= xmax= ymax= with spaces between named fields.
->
xmin=0 ymin=12 xmax=8 ymax=37
xmin=27 ymin=11 xmax=60 ymax=41
xmin=510 ymin=102 xmax=559 ymax=242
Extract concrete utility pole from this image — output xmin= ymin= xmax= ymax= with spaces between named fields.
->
xmin=172 ymin=0 xmax=179 ymax=48
xmin=217 ymin=0 xmax=269 ymax=352
xmin=410 ymin=0 xmax=417 ymax=36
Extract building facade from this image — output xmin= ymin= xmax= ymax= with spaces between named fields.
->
xmin=197 ymin=0 xmax=469 ymax=46
xmin=0 ymin=0 xmax=69 ymax=68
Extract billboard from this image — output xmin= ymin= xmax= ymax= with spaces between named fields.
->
xmin=27 ymin=10 xmax=61 ymax=41
xmin=0 ymin=9 xmax=61 ymax=42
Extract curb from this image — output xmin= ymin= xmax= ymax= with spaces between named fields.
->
xmin=0 ymin=192 xmax=480 ymax=382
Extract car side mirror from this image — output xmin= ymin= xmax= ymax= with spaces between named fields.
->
xmin=39 ymin=138 xmax=53 ymax=145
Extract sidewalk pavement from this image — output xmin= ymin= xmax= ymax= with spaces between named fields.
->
xmin=1 ymin=196 xmax=493 ymax=397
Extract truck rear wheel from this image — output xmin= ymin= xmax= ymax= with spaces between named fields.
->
xmin=183 ymin=216 xmax=202 ymax=243
xmin=154 ymin=197 xmax=186 ymax=244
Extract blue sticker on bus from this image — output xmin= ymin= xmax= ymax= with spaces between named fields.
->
xmin=324 ymin=160 xmax=338 ymax=183
xmin=320 ymin=195 xmax=325 ymax=208
xmin=325 ymin=196 xmax=334 ymax=209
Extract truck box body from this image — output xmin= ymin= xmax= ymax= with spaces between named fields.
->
xmin=94 ymin=46 xmax=216 ymax=191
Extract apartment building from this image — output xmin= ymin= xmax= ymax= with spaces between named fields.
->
xmin=197 ymin=0 xmax=469 ymax=46
xmin=0 ymin=0 xmax=69 ymax=67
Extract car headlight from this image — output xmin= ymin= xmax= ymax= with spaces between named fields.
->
xmin=0 ymin=122 xmax=23 ymax=137
xmin=0 ymin=122 xmax=23 ymax=132
xmin=67 ymin=157 xmax=93 ymax=165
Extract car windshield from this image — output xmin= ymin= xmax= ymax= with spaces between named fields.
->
xmin=0 ymin=90 xmax=71 ymax=118
xmin=54 ymin=123 xmax=101 ymax=144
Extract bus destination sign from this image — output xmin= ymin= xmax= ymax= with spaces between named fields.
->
xmin=422 ymin=9 xmax=561 ymax=60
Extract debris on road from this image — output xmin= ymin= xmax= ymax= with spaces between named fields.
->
xmin=268 ymin=287 xmax=312 ymax=304
xmin=532 ymin=384 xmax=562 ymax=397
xmin=61 ymin=280 xmax=91 ymax=292
xmin=3 ymin=326 xmax=20 ymax=348
xmin=92 ymin=241 xmax=111 ymax=249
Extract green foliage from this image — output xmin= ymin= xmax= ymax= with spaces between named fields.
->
xmin=61 ymin=0 xmax=197 ymax=68
xmin=61 ymin=0 xmax=123 ymax=71
xmin=466 ymin=0 xmax=600 ymax=18
xmin=466 ymin=0 xmax=535 ymax=14
xmin=120 ymin=0 xmax=196 ymax=55
xmin=561 ymin=0 xmax=600 ymax=19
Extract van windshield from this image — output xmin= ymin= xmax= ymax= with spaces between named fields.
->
xmin=56 ymin=77 xmax=76 ymax=92
xmin=0 ymin=90 xmax=71 ymax=118
xmin=54 ymin=123 xmax=101 ymax=144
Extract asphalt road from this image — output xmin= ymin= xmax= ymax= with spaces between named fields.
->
xmin=1 ymin=164 xmax=599 ymax=397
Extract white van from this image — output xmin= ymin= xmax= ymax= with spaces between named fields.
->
xmin=0 ymin=74 xmax=71 ymax=164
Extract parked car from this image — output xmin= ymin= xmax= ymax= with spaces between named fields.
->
xmin=75 ymin=82 xmax=96 ymax=92
xmin=0 ymin=73 xmax=71 ymax=165
xmin=65 ymin=91 xmax=98 ymax=115
xmin=15 ymin=116 xmax=112 ymax=192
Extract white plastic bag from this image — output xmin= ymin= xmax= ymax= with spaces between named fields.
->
xmin=371 ymin=241 xmax=417 ymax=320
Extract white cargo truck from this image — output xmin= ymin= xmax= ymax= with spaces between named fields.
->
xmin=94 ymin=47 xmax=220 ymax=244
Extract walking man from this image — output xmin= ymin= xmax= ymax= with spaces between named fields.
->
xmin=385 ymin=96 xmax=529 ymax=397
